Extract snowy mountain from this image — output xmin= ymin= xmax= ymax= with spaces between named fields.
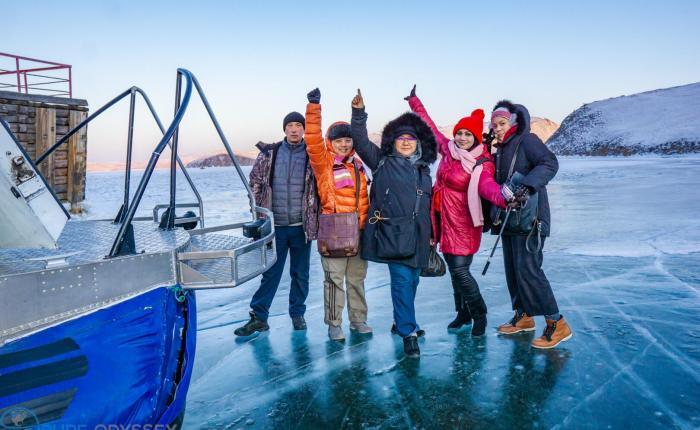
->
xmin=548 ymin=82 xmax=700 ymax=155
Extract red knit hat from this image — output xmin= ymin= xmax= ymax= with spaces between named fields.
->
xmin=452 ymin=109 xmax=485 ymax=143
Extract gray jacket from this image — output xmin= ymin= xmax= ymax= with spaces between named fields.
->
xmin=249 ymin=140 xmax=319 ymax=241
xmin=272 ymin=140 xmax=308 ymax=226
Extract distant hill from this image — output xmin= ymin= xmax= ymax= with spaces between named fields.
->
xmin=186 ymin=152 xmax=256 ymax=168
xmin=547 ymin=82 xmax=700 ymax=155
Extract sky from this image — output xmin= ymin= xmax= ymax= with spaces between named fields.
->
xmin=4 ymin=0 xmax=699 ymax=163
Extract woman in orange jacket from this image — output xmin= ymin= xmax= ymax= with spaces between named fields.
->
xmin=305 ymin=88 xmax=371 ymax=341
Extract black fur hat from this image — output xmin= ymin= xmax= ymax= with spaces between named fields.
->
xmin=380 ymin=112 xmax=437 ymax=164
xmin=327 ymin=123 xmax=352 ymax=141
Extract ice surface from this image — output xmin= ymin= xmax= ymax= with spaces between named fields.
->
xmin=82 ymin=157 xmax=700 ymax=429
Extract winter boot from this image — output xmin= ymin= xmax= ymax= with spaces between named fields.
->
xmin=447 ymin=310 xmax=472 ymax=332
xmin=468 ymin=296 xmax=488 ymax=337
xmin=403 ymin=335 xmax=420 ymax=358
xmin=291 ymin=315 xmax=307 ymax=331
xmin=328 ymin=325 xmax=345 ymax=341
xmin=448 ymin=294 xmax=472 ymax=332
xmin=531 ymin=316 xmax=573 ymax=349
xmin=391 ymin=323 xmax=425 ymax=337
xmin=234 ymin=311 xmax=269 ymax=337
xmin=471 ymin=315 xmax=487 ymax=337
xmin=497 ymin=311 xmax=536 ymax=335
xmin=349 ymin=321 xmax=373 ymax=334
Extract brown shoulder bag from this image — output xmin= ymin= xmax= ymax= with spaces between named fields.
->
xmin=316 ymin=164 xmax=361 ymax=258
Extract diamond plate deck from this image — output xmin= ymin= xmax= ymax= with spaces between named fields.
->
xmin=187 ymin=233 xmax=275 ymax=285
xmin=0 ymin=220 xmax=190 ymax=275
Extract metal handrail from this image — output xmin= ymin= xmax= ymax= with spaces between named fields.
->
xmin=189 ymin=72 xmax=256 ymax=219
xmin=109 ymin=68 xmax=259 ymax=258
xmin=108 ymin=71 xmax=194 ymax=257
xmin=36 ymin=67 xmax=258 ymax=259
xmin=34 ymin=86 xmax=205 ymax=228
xmin=178 ymin=206 xmax=276 ymax=289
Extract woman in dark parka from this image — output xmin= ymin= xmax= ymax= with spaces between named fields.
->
xmin=350 ymin=90 xmax=437 ymax=358
xmin=490 ymin=100 xmax=573 ymax=349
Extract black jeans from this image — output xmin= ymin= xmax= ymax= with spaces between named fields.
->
xmin=443 ymin=253 xmax=487 ymax=318
xmin=501 ymin=235 xmax=559 ymax=316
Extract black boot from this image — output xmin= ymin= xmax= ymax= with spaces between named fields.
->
xmin=471 ymin=315 xmax=487 ymax=336
xmin=447 ymin=311 xmax=472 ymax=331
xmin=468 ymin=296 xmax=488 ymax=337
xmin=447 ymin=294 xmax=472 ymax=332
xmin=234 ymin=311 xmax=269 ymax=337
xmin=403 ymin=335 xmax=420 ymax=358
xmin=291 ymin=315 xmax=307 ymax=331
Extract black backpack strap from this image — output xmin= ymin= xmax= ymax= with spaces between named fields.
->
xmin=474 ymin=157 xmax=492 ymax=168
xmin=507 ymin=139 xmax=523 ymax=180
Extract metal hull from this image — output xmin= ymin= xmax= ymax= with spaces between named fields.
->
xmin=0 ymin=286 xmax=196 ymax=428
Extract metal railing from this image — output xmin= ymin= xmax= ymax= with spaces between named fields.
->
xmin=0 ymin=52 xmax=72 ymax=97
xmin=107 ymin=68 xmax=257 ymax=258
xmin=178 ymin=207 xmax=276 ymax=289
xmin=34 ymin=68 xmax=268 ymax=289
xmin=35 ymin=86 xmax=205 ymax=239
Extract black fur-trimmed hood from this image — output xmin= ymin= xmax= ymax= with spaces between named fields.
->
xmin=493 ymin=100 xmax=531 ymax=136
xmin=380 ymin=112 xmax=437 ymax=164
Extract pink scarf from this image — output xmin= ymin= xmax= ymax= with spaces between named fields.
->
xmin=333 ymin=153 xmax=365 ymax=190
xmin=448 ymin=140 xmax=485 ymax=227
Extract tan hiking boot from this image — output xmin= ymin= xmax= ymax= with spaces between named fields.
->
xmin=497 ymin=311 xmax=536 ymax=335
xmin=531 ymin=316 xmax=573 ymax=349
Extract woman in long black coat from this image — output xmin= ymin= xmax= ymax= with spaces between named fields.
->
xmin=490 ymin=100 xmax=573 ymax=349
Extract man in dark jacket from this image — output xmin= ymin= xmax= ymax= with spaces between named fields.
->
xmin=490 ymin=100 xmax=573 ymax=349
xmin=234 ymin=111 xmax=319 ymax=337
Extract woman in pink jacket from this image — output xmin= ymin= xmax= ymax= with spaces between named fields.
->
xmin=406 ymin=85 xmax=507 ymax=336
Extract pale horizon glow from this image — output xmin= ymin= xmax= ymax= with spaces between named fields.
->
xmin=4 ymin=0 xmax=699 ymax=163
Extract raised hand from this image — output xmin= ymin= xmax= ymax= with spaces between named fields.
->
xmin=351 ymin=89 xmax=365 ymax=109
xmin=307 ymin=87 xmax=321 ymax=104
xmin=503 ymin=184 xmax=530 ymax=208
xmin=403 ymin=84 xmax=417 ymax=101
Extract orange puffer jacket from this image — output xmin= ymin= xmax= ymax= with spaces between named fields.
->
xmin=305 ymin=103 xmax=370 ymax=228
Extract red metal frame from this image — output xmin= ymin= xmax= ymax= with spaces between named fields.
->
xmin=0 ymin=52 xmax=72 ymax=98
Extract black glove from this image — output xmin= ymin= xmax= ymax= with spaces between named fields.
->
xmin=307 ymin=88 xmax=321 ymax=104
xmin=504 ymin=184 xmax=530 ymax=209
xmin=502 ymin=183 xmax=529 ymax=203
xmin=403 ymin=84 xmax=416 ymax=101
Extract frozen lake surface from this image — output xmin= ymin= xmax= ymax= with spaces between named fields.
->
xmin=84 ymin=156 xmax=700 ymax=429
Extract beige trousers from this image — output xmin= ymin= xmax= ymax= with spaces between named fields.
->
xmin=321 ymin=254 xmax=369 ymax=326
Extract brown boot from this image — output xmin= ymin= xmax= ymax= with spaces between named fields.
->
xmin=531 ymin=316 xmax=573 ymax=349
xmin=497 ymin=311 xmax=536 ymax=335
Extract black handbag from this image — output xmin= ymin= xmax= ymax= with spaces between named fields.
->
xmin=421 ymin=246 xmax=446 ymax=277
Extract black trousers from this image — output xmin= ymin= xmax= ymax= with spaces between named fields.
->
xmin=501 ymin=235 xmax=559 ymax=316
xmin=443 ymin=253 xmax=487 ymax=318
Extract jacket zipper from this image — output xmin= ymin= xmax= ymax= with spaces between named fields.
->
xmin=287 ymin=145 xmax=292 ymax=225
